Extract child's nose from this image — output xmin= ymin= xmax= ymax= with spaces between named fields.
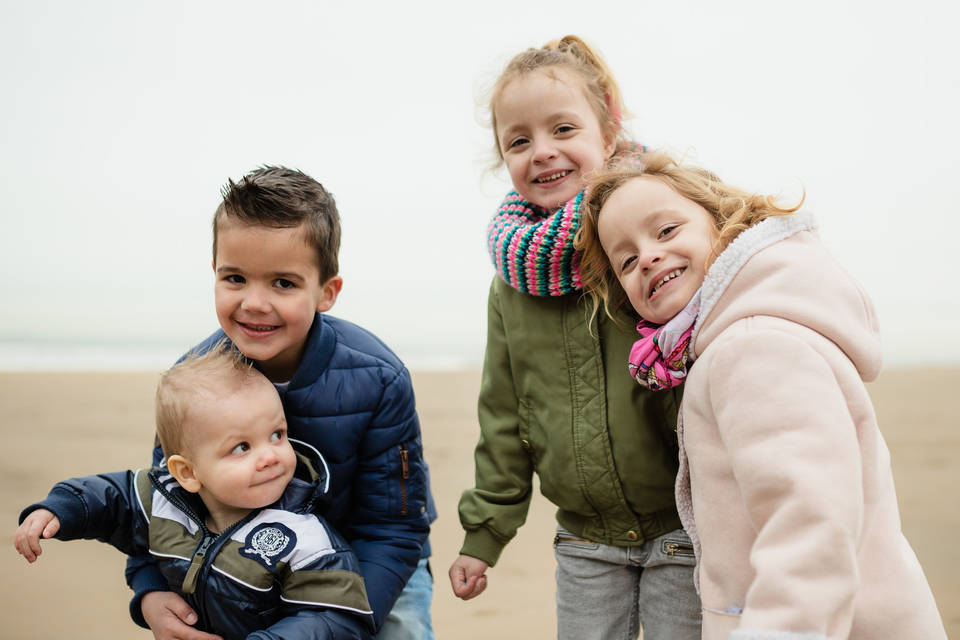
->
xmin=240 ymin=288 xmax=272 ymax=313
xmin=639 ymin=251 xmax=662 ymax=273
xmin=531 ymin=139 xmax=558 ymax=163
xmin=256 ymin=447 xmax=279 ymax=470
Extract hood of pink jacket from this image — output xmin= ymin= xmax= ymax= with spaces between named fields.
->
xmin=692 ymin=211 xmax=882 ymax=382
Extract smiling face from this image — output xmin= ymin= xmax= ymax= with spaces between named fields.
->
xmin=183 ymin=374 xmax=297 ymax=529
xmin=495 ymin=68 xmax=615 ymax=210
xmin=598 ymin=176 xmax=718 ymax=324
xmin=214 ymin=220 xmax=341 ymax=382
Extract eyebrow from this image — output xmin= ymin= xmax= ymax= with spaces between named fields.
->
xmin=498 ymin=110 xmax=585 ymax=140
xmin=215 ymin=265 xmax=306 ymax=282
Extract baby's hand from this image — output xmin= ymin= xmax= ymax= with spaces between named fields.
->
xmin=14 ymin=509 xmax=60 ymax=563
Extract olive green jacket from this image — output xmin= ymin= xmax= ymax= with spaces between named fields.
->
xmin=458 ymin=278 xmax=684 ymax=566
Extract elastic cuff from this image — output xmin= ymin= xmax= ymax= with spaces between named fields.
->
xmin=459 ymin=527 xmax=509 ymax=567
xmin=127 ymin=570 xmax=169 ymax=628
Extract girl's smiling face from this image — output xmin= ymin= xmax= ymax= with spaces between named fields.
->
xmin=494 ymin=68 xmax=615 ymax=210
xmin=598 ymin=176 xmax=718 ymax=324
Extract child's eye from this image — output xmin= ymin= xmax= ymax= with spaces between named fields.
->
xmin=620 ymin=255 xmax=637 ymax=273
xmin=274 ymin=279 xmax=295 ymax=289
xmin=224 ymin=274 xmax=245 ymax=285
xmin=555 ymin=124 xmax=576 ymax=135
xmin=658 ymin=225 xmax=678 ymax=239
xmin=230 ymin=442 xmax=250 ymax=455
xmin=507 ymin=136 xmax=529 ymax=149
xmin=270 ymin=429 xmax=285 ymax=443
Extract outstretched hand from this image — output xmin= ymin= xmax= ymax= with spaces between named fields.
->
xmin=14 ymin=508 xmax=60 ymax=563
xmin=448 ymin=554 xmax=490 ymax=600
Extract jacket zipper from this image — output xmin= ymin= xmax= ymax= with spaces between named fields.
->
xmin=399 ymin=444 xmax=409 ymax=516
xmin=664 ymin=541 xmax=695 ymax=557
xmin=553 ymin=532 xmax=595 ymax=546
xmin=148 ymin=473 xmax=251 ymax=630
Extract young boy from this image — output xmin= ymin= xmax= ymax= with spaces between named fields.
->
xmin=127 ymin=167 xmax=436 ymax=640
xmin=15 ymin=346 xmax=374 ymax=640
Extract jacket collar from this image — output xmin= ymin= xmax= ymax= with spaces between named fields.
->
xmin=285 ymin=312 xmax=336 ymax=391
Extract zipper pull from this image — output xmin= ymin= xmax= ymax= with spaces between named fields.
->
xmin=399 ymin=444 xmax=409 ymax=479
xmin=182 ymin=535 xmax=214 ymax=594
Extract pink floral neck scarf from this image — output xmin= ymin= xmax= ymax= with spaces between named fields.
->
xmin=628 ymin=290 xmax=701 ymax=390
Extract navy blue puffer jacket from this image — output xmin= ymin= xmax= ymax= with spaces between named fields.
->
xmin=24 ymin=443 xmax=375 ymax=640
xmin=128 ymin=313 xmax=435 ymax=633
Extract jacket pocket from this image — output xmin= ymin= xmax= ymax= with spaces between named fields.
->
xmin=517 ymin=397 xmax=539 ymax=467
xmin=388 ymin=438 xmax=427 ymax=519
xmin=553 ymin=525 xmax=600 ymax=551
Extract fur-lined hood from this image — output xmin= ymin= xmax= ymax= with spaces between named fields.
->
xmin=692 ymin=211 xmax=882 ymax=382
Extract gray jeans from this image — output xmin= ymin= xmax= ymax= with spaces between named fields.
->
xmin=554 ymin=526 xmax=701 ymax=640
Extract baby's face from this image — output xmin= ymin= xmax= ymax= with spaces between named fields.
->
xmin=495 ymin=68 xmax=614 ymax=210
xmin=598 ymin=177 xmax=717 ymax=324
xmin=186 ymin=376 xmax=296 ymax=515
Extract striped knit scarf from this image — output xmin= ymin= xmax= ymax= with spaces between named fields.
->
xmin=486 ymin=191 xmax=584 ymax=296
xmin=486 ymin=144 xmax=646 ymax=297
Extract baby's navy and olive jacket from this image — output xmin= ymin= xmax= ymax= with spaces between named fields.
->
xmin=127 ymin=313 xmax=436 ymax=637
xmin=20 ymin=441 xmax=375 ymax=640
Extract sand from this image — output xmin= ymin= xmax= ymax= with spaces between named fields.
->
xmin=0 ymin=368 xmax=956 ymax=639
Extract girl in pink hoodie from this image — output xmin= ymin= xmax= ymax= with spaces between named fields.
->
xmin=574 ymin=152 xmax=947 ymax=640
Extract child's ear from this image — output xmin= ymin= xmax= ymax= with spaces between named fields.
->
xmin=167 ymin=455 xmax=202 ymax=493
xmin=316 ymin=275 xmax=343 ymax=313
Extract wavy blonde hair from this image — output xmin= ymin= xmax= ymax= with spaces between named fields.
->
xmin=574 ymin=151 xmax=802 ymax=321
xmin=489 ymin=35 xmax=630 ymax=164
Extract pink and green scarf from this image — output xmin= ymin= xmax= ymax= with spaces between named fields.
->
xmin=486 ymin=144 xmax=646 ymax=297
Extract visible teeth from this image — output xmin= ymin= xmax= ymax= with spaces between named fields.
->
xmin=535 ymin=171 xmax=569 ymax=183
xmin=246 ymin=324 xmax=277 ymax=331
xmin=651 ymin=269 xmax=684 ymax=296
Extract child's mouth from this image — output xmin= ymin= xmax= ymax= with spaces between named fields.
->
xmin=533 ymin=170 xmax=572 ymax=184
xmin=239 ymin=322 xmax=280 ymax=334
xmin=649 ymin=268 xmax=685 ymax=298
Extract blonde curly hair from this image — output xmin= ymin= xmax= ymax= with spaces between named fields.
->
xmin=574 ymin=151 xmax=802 ymax=322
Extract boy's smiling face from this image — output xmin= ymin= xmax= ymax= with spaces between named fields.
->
xmin=214 ymin=220 xmax=341 ymax=382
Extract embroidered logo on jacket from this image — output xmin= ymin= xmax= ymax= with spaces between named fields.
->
xmin=239 ymin=523 xmax=297 ymax=570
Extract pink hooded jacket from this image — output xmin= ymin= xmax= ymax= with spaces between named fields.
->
xmin=676 ymin=212 xmax=946 ymax=639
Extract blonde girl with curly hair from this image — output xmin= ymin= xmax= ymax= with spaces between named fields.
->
xmin=574 ymin=151 xmax=947 ymax=640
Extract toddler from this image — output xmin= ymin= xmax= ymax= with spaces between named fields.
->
xmin=16 ymin=345 xmax=373 ymax=640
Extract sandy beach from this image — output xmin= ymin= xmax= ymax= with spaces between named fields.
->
xmin=1 ymin=368 xmax=956 ymax=639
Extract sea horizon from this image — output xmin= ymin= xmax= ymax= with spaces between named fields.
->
xmin=0 ymin=338 xmax=483 ymax=373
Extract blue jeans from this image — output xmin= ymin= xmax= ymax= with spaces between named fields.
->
xmin=374 ymin=557 xmax=434 ymax=640
xmin=554 ymin=526 xmax=701 ymax=640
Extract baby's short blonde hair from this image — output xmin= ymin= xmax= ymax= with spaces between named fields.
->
xmin=154 ymin=341 xmax=256 ymax=458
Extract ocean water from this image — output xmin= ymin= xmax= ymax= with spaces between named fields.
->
xmin=0 ymin=339 xmax=482 ymax=373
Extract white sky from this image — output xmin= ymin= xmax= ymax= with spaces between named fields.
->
xmin=2 ymin=0 xmax=958 ymax=369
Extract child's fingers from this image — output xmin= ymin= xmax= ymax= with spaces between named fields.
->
xmin=42 ymin=518 xmax=60 ymax=539
xmin=14 ymin=510 xmax=58 ymax=562
xmin=13 ymin=526 xmax=40 ymax=562
xmin=467 ymin=575 xmax=488 ymax=600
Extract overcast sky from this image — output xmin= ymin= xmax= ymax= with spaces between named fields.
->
xmin=2 ymin=0 xmax=958 ymax=369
